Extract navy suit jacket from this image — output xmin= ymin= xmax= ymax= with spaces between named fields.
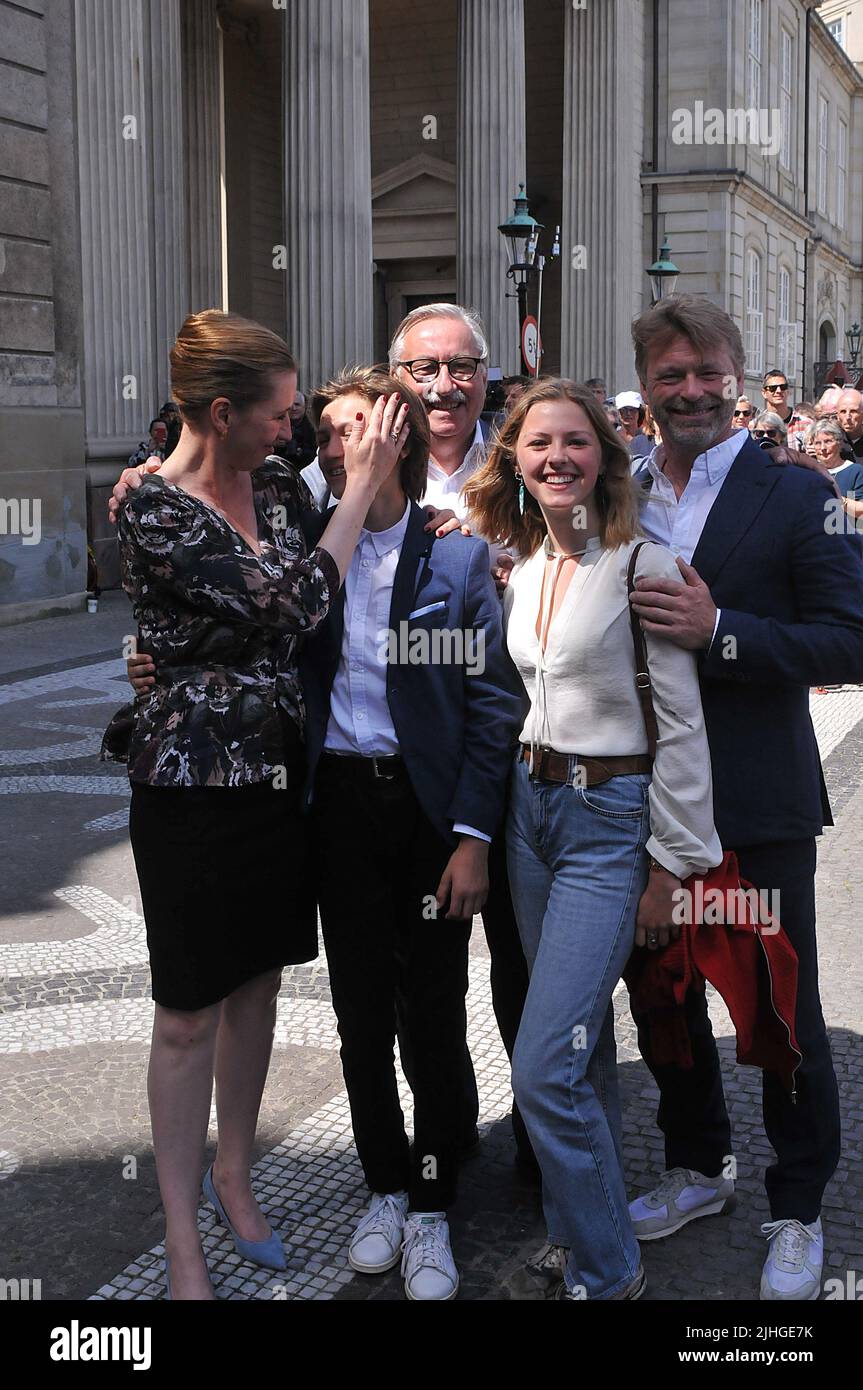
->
xmin=299 ymin=503 xmax=527 ymax=846
xmin=637 ymin=438 xmax=863 ymax=847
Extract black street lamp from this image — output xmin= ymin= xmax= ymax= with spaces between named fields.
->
xmin=845 ymin=322 xmax=862 ymax=369
xmin=498 ymin=184 xmax=560 ymax=375
xmin=646 ymin=238 xmax=680 ymax=303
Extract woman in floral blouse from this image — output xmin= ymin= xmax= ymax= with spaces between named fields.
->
xmin=103 ymin=310 xmax=412 ymax=1300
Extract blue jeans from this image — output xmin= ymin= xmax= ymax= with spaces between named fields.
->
xmin=507 ymin=755 xmax=650 ymax=1299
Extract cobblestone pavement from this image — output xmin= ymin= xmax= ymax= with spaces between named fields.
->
xmin=1 ymin=598 xmax=861 ymax=1302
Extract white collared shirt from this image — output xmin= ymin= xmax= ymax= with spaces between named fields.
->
xmin=324 ymin=501 xmax=410 ymax=756
xmin=422 ymin=421 xmax=488 ymax=513
xmin=323 ymin=499 xmax=489 ymax=843
xmin=638 ymin=428 xmax=748 ymax=562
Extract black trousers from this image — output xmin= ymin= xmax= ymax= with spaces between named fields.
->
xmin=311 ymin=755 xmax=471 ymax=1212
xmin=633 ymin=839 xmax=841 ymax=1223
xmin=396 ymin=828 xmax=535 ymax=1163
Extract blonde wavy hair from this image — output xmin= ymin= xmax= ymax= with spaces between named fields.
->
xmin=464 ymin=378 xmax=640 ymax=557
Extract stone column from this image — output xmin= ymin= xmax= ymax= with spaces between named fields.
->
xmin=560 ymin=0 xmax=644 ymax=388
xmin=182 ymin=0 xmax=225 ymax=312
xmin=74 ymin=0 xmax=188 ymax=455
xmin=146 ymin=0 xmax=188 ymax=404
xmin=457 ymin=0 xmax=526 ymax=374
xmin=283 ymin=0 xmax=374 ymax=389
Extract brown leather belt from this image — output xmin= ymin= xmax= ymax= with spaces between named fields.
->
xmin=518 ymin=744 xmax=652 ymax=787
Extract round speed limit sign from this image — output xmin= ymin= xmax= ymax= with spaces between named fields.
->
xmin=521 ymin=316 xmax=541 ymax=376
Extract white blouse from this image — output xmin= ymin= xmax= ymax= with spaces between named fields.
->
xmin=503 ymin=536 xmax=723 ymax=880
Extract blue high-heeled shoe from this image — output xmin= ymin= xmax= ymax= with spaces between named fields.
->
xmin=202 ymin=1165 xmax=287 ymax=1271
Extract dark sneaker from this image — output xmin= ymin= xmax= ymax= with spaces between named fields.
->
xmin=507 ymin=1241 xmax=568 ymax=1300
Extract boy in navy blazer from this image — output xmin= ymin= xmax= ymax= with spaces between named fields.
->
xmin=301 ymin=369 xmax=525 ymax=1301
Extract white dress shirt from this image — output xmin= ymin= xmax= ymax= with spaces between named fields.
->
xmin=638 ymin=427 xmax=747 ymax=561
xmin=422 ymin=421 xmax=488 ymax=513
xmin=323 ymin=498 xmax=488 ymax=842
xmin=325 ymin=502 xmax=409 ymax=756
xmin=638 ymin=428 xmax=748 ymax=651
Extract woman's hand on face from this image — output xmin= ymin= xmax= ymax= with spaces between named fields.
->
xmin=635 ymin=865 xmax=682 ymax=951
xmin=341 ymin=393 xmax=410 ymax=497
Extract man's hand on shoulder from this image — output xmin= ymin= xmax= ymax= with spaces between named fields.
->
xmin=127 ymin=651 xmax=156 ymax=694
xmin=763 ymin=443 xmax=838 ymax=492
xmin=629 ymin=557 xmax=717 ymax=651
xmin=423 ymin=506 xmax=472 ymax=538
xmin=108 ymin=458 xmax=163 ymax=527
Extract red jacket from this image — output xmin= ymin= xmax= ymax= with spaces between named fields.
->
xmin=624 ymin=853 xmax=801 ymax=1096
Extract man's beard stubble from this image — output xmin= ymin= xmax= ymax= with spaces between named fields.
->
xmin=651 ymin=395 xmax=735 ymax=454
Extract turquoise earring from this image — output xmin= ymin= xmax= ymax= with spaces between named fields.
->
xmin=516 ymin=473 xmax=526 ymax=515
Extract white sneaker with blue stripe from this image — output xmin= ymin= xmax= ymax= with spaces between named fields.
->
xmin=629 ymin=1167 xmax=735 ymax=1240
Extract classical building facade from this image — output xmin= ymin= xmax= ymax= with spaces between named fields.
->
xmin=0 ymin=0 xmax=860 ymax=618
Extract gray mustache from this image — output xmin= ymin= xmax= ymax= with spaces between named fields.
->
xmin=424 ymin=389 xmax=468 ymax=408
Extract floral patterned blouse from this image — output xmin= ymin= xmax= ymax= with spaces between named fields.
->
xmin=102 ymin=459 xmax=338 ymax=788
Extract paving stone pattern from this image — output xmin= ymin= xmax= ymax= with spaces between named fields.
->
xmin=0 ymin=614 xmax=861 ymax=1303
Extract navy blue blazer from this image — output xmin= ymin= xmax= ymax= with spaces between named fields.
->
xmin=299 ymin=503 xmax=527 ymax=845
xmin=637 ymin=438 xmax=863 ymax=847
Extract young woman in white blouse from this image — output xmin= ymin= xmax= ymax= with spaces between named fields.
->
xmin=464 ymin=379 xmax=722 ymax=1301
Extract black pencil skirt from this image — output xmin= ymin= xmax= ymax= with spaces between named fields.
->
xmin=129 ymin=770 xmax=318 ymax=1012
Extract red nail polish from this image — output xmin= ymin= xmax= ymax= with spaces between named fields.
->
xmin=356 ymin=412 xmax=363 ymax=420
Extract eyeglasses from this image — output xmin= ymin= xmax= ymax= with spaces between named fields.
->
xmin=398 ymin=357 xmax=484 ymax=383
xmin=754 ymin=430 xmax=778 ymax=440
xmin=765 ymin=382 xmax=789 ymax=393
xmin=733 ymin=410 xmax=752 ymax=418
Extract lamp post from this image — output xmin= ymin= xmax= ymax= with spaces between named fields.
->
xmin=845 ymin=321 xmax=862 ymax=369
xmin=646 ymin=238 xmax=680 ymax=303
xmin=498 ymin=185 xmax=560 ymax=375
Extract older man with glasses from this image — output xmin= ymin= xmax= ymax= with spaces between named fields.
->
xmin=388 ymin=305 xmax=538 ymax=1184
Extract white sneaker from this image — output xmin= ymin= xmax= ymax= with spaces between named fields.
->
xmin=401 ymin=1212 xmax=459 ymax=1301
xmin=348 ymin=1191 xmax=409 ymax=1273
xmin=760 ymin=1218 xmax=823 ymax=1301
xmin=629 ymin=1167 xmax=736 ymax=1241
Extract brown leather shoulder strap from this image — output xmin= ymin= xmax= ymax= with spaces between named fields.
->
xmin=626 ymin=542 xmax=658 ymax=761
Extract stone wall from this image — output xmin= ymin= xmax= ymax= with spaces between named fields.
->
xmin=0 ymin=0 xmax=87 ymax=623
